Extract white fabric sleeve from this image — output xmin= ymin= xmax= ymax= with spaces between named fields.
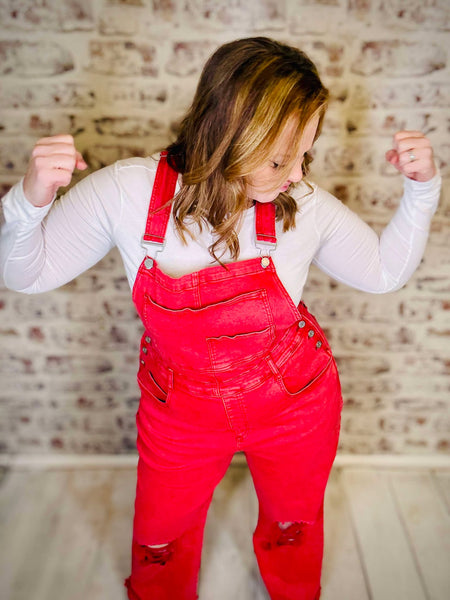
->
xmin=313 ymin=173 xmax=441 ymax=293
xmin=0 ymin=165 xmax=121 ymax=293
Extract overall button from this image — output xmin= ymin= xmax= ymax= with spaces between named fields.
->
xmin=144 ymin=258 xmax=154 ymax=269
xmin=298 ymin=320 xmax=306 ymax=328
xmin=308 ymin=329 xmax=315 ymax=338
xmin=261 ymin=256 xmax=270 ymax=268
xmin=315 ymin=341 xmax=322 ymax=349
xmin=145 ymin=336 xmax=151 ymax=344
xmin=142 ymin=347 xmax=148 ymax=354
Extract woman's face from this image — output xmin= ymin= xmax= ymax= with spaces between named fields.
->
xmin=246 ymin=115 xmax=319 ymax=203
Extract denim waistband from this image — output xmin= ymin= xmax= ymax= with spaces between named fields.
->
xmin=140 ymin=313 xmax=330 ymax=397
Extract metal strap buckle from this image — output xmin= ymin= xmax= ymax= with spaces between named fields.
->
xmin=141 ymin=236 xmax=166 ymax=258
xmin=255 ymin=238 xmax=277 ymax=256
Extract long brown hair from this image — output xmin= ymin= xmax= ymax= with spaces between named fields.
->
xmin=166 ymin=37 xmax=328 ymax=261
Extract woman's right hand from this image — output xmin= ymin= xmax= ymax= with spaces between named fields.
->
xmin=23 ymin=134 xmax=88 ymax=207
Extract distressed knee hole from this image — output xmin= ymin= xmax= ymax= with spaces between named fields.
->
xmin=139 ymin=541 xmax=174 ymax=566
xmin=259 ymin=520 xmax=309 ymax=551
xmin=275 ymin=521 xmax=306 ymax=546
xmin=278 ymin=521 xmax=294 ymax=530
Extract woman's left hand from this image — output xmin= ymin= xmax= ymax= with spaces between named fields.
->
xmin=385 ymin=131 xmax=437 ymax=182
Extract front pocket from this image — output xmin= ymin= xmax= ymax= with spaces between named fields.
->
xmin=275 ymin=335 xmax=332 ymax=396
xmin=137 ymin=368 xmax=170 ymax=406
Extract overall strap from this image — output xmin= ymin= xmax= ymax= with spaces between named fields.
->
xmin=255 ymin=201 xmax=277 ymax=253
xmin=142 ymin=152 xmax=178 ymax=252
xmin=142 ymin=153 xmax=277 ymax=257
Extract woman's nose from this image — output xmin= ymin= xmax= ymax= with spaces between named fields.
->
xmin=288 ymin=160 xmax=304 ymax=183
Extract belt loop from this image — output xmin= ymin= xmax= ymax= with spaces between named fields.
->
xmin=265 ymin=354 xmax=279 ymax=377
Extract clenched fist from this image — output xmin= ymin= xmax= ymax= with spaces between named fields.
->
xmin=23 ymin=134 xmax=88 ymax=207
xmin=385 ymin=131 xmax=436 ymax=183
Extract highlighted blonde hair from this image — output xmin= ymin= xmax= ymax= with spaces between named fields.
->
xmin=167 ymin=37 xmax=328 ymax=261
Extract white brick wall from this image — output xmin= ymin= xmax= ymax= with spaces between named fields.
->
xmin=0 ymin=0 xmax=448 ymax=455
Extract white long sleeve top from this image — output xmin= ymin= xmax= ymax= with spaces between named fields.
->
xmin=0 ymin=155 xmax=441 ymax=305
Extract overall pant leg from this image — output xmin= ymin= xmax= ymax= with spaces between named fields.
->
xmin=126 ymin=504 xmax=208 ymax=600
xmin=252 ymin=502 xmax=324 ymax=600
xmin=125 ymin=378 xmax=235 ymax=600
xmin=244 ymin=359 xmax=342 ymax=600
xmin=126 ymin=485 xmax=212 ymax=600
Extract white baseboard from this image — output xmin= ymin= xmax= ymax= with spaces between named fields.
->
xmin=333 ymin=453 xmax=450 ymax=468
xmin=0 ymin=452 xmax=449 ymax=470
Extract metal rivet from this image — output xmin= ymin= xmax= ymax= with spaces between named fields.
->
xmin=140 ymin=360 xmax=145 ymax=365
xmin=142 ymin=347 xmax=148 ymax=354
xmin=144 ymin=258 xmax=154 ymax=269
xmin=261 ymin=256 xmax=270 ymax=268
xmin=316 ymin=341 xmax=322 ymax=349
xmin=298 ymin=320 xmax=306 ymax=328
xmin=145 ymin=336 xmax=151 ymax=344
xmin=308 ymin=329 xmax=315 ymax=338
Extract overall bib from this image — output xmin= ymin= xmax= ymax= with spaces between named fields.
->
xmin=125 ymin=153 xmax=343 ymax=600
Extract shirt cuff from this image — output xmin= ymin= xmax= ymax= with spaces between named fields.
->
xmin=2 ymin=178 xmax=55 ymax=224
xmin=403 ymin=170 xmax=442 ymax=210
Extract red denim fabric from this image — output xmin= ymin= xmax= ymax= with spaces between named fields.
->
xmin=125 ymin=155 xmax=343 ymax=600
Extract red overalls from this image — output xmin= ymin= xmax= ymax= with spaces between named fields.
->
xmin=125 ymin=154 xmax=343 ymax=600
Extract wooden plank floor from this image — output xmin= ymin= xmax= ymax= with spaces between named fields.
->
xmin=0 ymin=463 xmax=449 ymax=600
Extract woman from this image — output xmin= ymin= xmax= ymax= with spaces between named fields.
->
xmin=0 ymin=38 xmax=440 ymax=600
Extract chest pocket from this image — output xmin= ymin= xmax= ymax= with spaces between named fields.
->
xmin=207 ymin=324 xmax=276 ymax=372
xmin=143 ymin=288 xmax=275 ymax=371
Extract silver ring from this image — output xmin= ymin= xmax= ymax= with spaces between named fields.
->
xmin=409 ymin=151 xmax=416 ymax=162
